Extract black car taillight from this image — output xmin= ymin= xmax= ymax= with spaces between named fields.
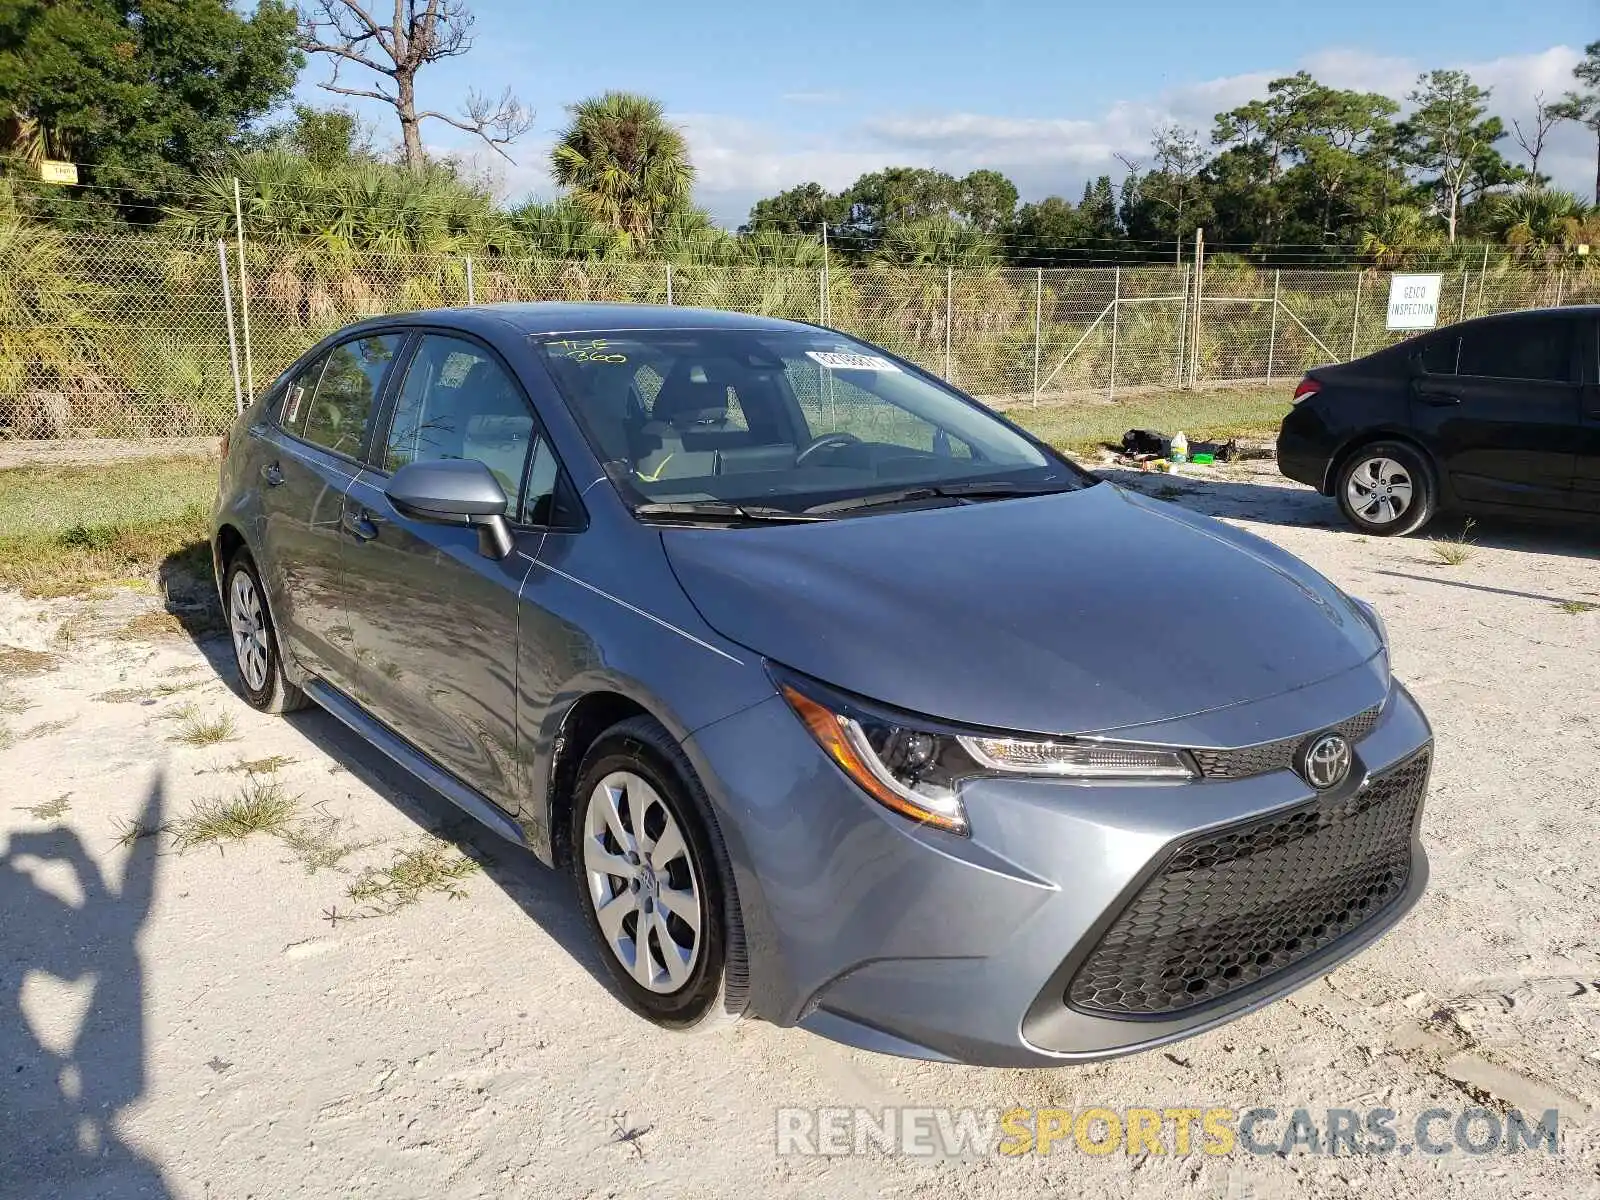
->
xmin=1292 ymin=378 xmax=1321 ymax=404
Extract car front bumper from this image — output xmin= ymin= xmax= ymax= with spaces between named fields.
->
xmin=683 ymin=681 xmax=1432 ymax=1068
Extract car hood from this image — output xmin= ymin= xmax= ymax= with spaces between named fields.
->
xmin=661 ymin=483 xmax=1384 ymax=736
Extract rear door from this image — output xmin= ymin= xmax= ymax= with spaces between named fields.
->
xmin=340 ymin=332 xmax=549 ymax=813
xmin=1409 ymin=314 xmax=1579 ymax=512
xmin=255 ymin=333 xmax=403 ymax=692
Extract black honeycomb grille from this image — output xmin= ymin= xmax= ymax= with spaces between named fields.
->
xmin=1191 ymin=706 xmax=1382 ymax=780
xmin=1066 ymin=749 xmax=1429 ymax=1017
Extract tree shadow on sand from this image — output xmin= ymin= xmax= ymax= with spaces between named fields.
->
xmin=1 ymin=778 xmax=172 ymax=1198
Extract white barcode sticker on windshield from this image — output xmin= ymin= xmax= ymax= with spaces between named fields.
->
xmin=805 ymin=351 xmax=901 ymax=372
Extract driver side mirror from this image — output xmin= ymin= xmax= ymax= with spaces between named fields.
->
xmin=385 ymin=458 xmax=515 ymax=560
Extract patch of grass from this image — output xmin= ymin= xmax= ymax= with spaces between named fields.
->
xmin=170 ymin=776 xmax=299 ymax=850
xmin=1555 ymin=600 xmax=1598 ymax=615
xmin=0 ymin=646 xmax=61 ymax=678
xmin=17 ymin=793 xmax=70 ymax=820
xmin=1428 ymin=518 xmax=1477 ymax=567
xmin=165 ymin=701 xmax=238 ymax=747
xmin=280 ymin=815 xmax=380 ymax=876
xmin=117 ymin=607 xmax=224 ymax=641
xmin=14 ymin=716 xmax=74 ymax=742
xmin=0 ymin=457 xmax=217 ymax=540
xmin=346 ymin=836 xmax=480 ymax=915
xmin=1008 ymin=384 xmax=1288 ymax=459
xmin=207 ymin=754 xmax=297 ymax=776
xmin=113 ymin=816 xmax=165 ymax=849
xmin=94 ymin=679 xmax=206 ymax=704
xmin=0 ymin=686 xmax=34 ymax=715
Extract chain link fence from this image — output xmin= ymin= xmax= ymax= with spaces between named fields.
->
xmin=1 ymin=227 xmax=1593 ymax=438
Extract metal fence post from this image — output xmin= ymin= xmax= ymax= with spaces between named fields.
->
xmin=1476 ymin=245 xmax=1488 ymax=316
xmin=217 ymin=239 xmax=244 ymax=415
xmin=464 ymin=254 xmax=475 ymax=304
xmin=1032 ymin=269 xmax=1042 ymax=406
xmin=1189 ymin=229 xmax=1204 ymax=388
xmin=944 ymin=264 xmax=953 ymax=379
xmin=1108 ymin=266 xmax=1120 ymax=400
xmin=819 ymin=268 xmax=827 ymax=326
xmin=1555 ymin=268 xmax=1565 ymax=307
xmin=666 ymin=262 xmax=674 ymax=306
xmin=1175 ymin=264 xmax=1189 ymax=386
xmin=1348 ymin=270 xmax=1362 ymax=361
xmin=232 ymin=176 xmax=254 ymax=398
xmin=1266 ymin=269 xmax=1280 ymax=380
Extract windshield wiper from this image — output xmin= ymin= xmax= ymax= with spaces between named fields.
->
xmin=802 ymin=478 xmax=1079 ymax=516
xmin=632 ymin=501 xmax=827 ymax=524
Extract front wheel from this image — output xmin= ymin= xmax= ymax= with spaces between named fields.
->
xmin=570 ymin=717 xmax=745 ymax=1032
xmin=1336 ymin=441 xmax=1437 ymax=536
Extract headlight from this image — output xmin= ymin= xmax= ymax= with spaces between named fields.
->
xmin=774 ymin=669 xmax=1196 ymax=837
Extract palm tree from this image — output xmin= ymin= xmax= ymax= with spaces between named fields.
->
xmin=550 ymin=93 xmax=695 ymax=251
xmin=1487 ymin=186 xmax=1589 ymax=262
xmin=1359 ymin=205 xmax=1442 ymax=269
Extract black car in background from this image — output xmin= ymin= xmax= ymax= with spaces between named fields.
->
xmin=1277 ymin=306 xmax=1600 ymax=535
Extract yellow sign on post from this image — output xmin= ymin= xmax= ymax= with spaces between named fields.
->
xmin=38 ymin=160 xmax=78 ymax=185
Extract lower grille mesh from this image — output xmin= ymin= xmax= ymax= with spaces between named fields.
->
xmin=1066 ymin=749 xmax=1430 ymax=1017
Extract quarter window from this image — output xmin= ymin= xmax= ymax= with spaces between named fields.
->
xmin=279 ymin=352 xmax=329 ymax=434
xmin=302 ymin=334 xmax=402 ymax=456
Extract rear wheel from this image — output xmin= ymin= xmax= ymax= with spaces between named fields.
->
xmin=570 ymin=717 xmax=745 ymax=1032
xmin=223 ymin=552 xmax=308 ymax=714
xmin=1336 ymin=441 xmax=1436 ymax=536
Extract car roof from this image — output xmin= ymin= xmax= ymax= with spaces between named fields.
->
xmin=345 ymin=302 xmax=817 ymax=338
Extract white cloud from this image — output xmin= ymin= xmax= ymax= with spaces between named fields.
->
xmin=676 ymin=44 xmax=1592 ymax=224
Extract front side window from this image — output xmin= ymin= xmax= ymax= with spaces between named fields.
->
xmin=535 ymin=330 xmax=1071 ymax=513
xmin=385 ymin=335 xmax=543 ymax=519
xmin=302 ymin=334 xmax=402 ymax=456
xmin=1453 ymin=320 xmax=1571 ymax=382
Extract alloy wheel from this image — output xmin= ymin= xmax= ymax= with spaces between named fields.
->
xmin=581 ymin=770 xmax=703 ymax=994
xmin=229 ymin=570 xmax=270 ymax=692
xmin=1345 ymin=457 xmax=1413 ymax=526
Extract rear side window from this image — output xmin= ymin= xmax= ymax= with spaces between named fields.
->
xmin=1452 ymin=320 xmax=1571 ymax=382
xmin=1418 ymin=336 xmax=1458 ymax=376
xmin=301 ymin=334 xmax=403 ymax=457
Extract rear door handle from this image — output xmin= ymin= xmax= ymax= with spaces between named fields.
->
xmin=341 ymin=508 xmax=379 ymax=541
xmin=1420 ymin=393 xmax=1461 ymax=407
xmin=261 ymin=461 xmax=285 ymax=487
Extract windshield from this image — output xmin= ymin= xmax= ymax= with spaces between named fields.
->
xmin=533 ymin=328 xmax=1079 ymax=514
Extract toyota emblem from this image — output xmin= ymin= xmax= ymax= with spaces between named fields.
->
xmin=1298 ymin=732 xmax=1352 ymax=790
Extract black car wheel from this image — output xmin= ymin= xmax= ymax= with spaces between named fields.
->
xmin=223 ymin=552 xmax=308 ymax=714
xmin=570 ymin=717 xmax=746 ymax=1032
xmin=1336 ymin=441 xmax=1437 ymax=536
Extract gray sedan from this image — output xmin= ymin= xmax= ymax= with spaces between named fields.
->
xmin=212 ymin=304 xmax=1431 ymax=1066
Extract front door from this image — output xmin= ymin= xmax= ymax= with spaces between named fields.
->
xmin=341 ymin=333 xmax=548 ymax=813
xmin=1410 ymin=315 xmax=1579 ymax=511
xmin=257 ymin=334 xmax=402 ymax=693
xmin=1573 ymin=316 xmax=1600 ymax=513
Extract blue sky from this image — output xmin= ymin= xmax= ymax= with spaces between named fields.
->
xmin=292 ymin=0 xmax=1597 ymax=222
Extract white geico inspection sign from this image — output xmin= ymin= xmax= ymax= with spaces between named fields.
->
xmin=1386 ymin=274 xmax=1443 ymax=330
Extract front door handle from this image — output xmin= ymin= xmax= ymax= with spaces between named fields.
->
xmin=261 ymin=461 xmax=285 ymax=487
xmin=1419 ymin=392 xmax=1461 ymax=407
xmin=341 ymin=508 xmax=379 ymax=541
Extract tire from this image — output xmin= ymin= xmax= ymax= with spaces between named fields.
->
xmin=1335 ymin=441 xmax=1437 ymax=537
xmin=569 ymin=716 xmax=747 ymax=1032
xmin=222 ymin=551 xmax=308 ymax=714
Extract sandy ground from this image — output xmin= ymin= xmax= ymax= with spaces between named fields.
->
xmin=3 ymin=464 xmax=1599 ymax=1200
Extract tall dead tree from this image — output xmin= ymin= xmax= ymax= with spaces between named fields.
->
xmin=1511 ymin=93 xmax=1557 ymax=182
xmin=299 ymin=1 xmax=532 ymax=173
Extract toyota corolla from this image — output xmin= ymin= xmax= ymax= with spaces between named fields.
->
xmin=212 ymin=304 xmax=1432 ymax=1067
